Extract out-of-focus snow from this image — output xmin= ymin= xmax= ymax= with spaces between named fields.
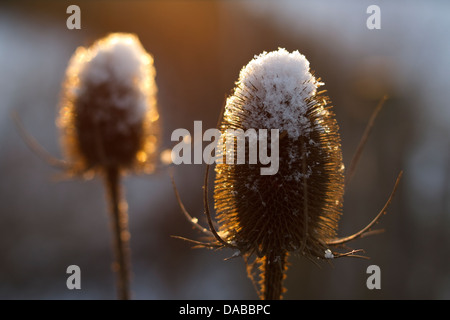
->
xmin=67 ymin=33 xmax=156 ymax=127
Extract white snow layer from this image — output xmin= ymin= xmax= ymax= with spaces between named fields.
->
xmin=225 ymin=48 xmax=322 ymax=139
xmin=66 ymin=33 xmax=156 ymax=127
xmin=324 ymin=249 xmax=334 ymax=259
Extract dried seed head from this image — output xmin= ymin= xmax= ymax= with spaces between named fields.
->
xmin=58 ymin=33 xmax=160 ymax=175
xmin=214 ymin=48 xmax=344 ymax=260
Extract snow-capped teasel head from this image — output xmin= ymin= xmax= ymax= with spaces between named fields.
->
xmin=52 ymin=33 xmax=161 ymax=300
xmin=175 ymin=48 xmax=402 ymax=300
xmin=224 ymin=48 xmax=325 ymax=139
xmin=59 ymin=33 xmax=160 ymax=175
xmin=215 ymin=48 xmax=344 ymax=264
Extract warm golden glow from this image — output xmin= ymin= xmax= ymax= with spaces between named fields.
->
xmin=136 ymin=151 xmax=148 ymax=163
xmin=160 ymin=149 xmax=173 ymax=165
xmin=58 ymin=33 xmax=160 ymax=175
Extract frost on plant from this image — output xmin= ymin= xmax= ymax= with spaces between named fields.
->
xmin=324 ymin=249 xmax=334 ymax=259
xmin=215 ymin=48 xmax=344 ymax=261
xmin=55 ymin=33 xmax=161 ymax=300
xmin=174 ymin=48 xmax=402 ymax=300
xmin=225 ymin=48 xmax=324 ymax=141
xmin=58 ymin=33 xmax=160 ymax=175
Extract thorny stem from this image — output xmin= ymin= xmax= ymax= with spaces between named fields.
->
xmin=13 ymin=111 xmax=132 ymax=299
xmin=204 ymin=164 xmax=237 ymax=248
xmin=301 ymin=142 xmax=308 ymax=253
xmin=327 ymin=170 xmax=403 ymax=246
xmin=261 ymin=251 xmax=288 ymax=300
xmin=345 ymin=95 xmax=388 ymax=190
xmin=11 ymin=110 xmax=68 ymax=170
xmin=170 ymin=173 xmax=210 ymax=235
xmin=104 ymin=166 xmax=131 ymax=300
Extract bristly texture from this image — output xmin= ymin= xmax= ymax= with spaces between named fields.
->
xmin=56 ymin=33 xmax=160 ymax=300
xmin=58 ymin=33 xmax=160 ymax=175
xmin=214 ymin=48 xmax=344 ymax=298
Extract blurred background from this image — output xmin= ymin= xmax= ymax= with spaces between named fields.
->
xmin=1 ymin=0 xmax=449 ymax=299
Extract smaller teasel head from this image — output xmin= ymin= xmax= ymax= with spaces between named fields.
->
xmin=58 ymin=33 xmax=160 ymax=176
xmin=214 ymin=48 xmax=345 ymax=260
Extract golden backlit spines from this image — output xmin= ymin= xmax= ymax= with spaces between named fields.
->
xmin=214 ymin=87 xmax=344 ymax=260
xmin=58 ymin=33 xmax=160 ymax=176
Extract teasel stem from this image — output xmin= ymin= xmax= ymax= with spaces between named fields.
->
xmin=104 ymin=166 xmax=131 ymax=300
xmin=260 ymin=251 xmax=288 ymax=300
xmin=345 ymin=95 xmax=388 ymax=189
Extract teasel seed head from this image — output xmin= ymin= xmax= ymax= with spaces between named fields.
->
xmin=58 ymin=33 xmax=160 ymax=176
xmin=214 ymin=48 xmax=345 ymax=261
xmin=173 ymin=48 xmax=401 ymax=299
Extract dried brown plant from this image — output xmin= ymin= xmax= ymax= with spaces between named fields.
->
xmin=173 ymin=49 xmax=402 ymax=300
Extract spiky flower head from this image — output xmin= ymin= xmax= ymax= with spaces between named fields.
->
xmin=214 ymin=48 xmax=345 ymax=261
xmin=58 ymin=33 xmax=160 ymax=175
